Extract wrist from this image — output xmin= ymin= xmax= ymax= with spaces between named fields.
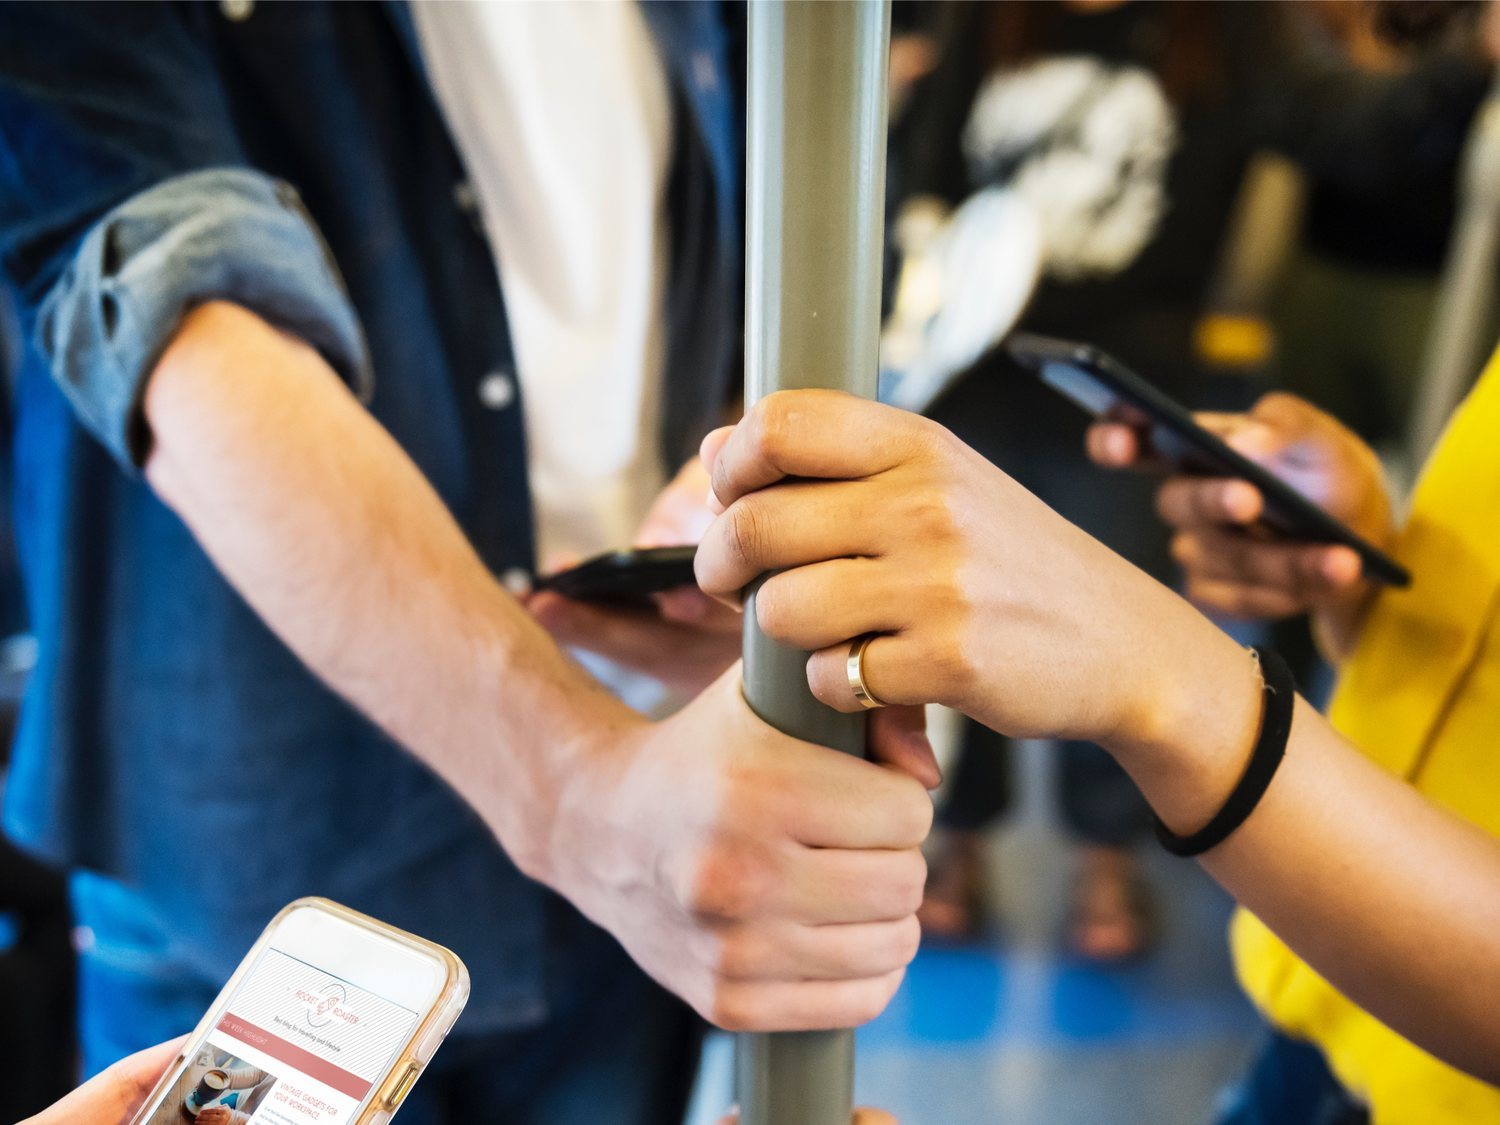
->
xmin=451 ymin=594 xmax=648 ymax=886
xmin=1102 ymin=601 xmax=1266 ymax=834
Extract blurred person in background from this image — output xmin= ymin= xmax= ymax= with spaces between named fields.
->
xmin=882 ymin=0 xmax=1491 ymax=962
xmin=0 ymin=4 xmax=938 ymax=1123
xmin=1270 ymin=0 xmax=1494 ymax=467
xmin=886 ymin=0 xmax=1299 ymax=959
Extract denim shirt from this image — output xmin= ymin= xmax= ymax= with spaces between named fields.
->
xmin=0 ymin=0 xmax=741 ymax=1031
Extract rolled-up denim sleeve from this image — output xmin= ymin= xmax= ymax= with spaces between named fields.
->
xmin=35 ymin=167 xmax=374 ymax=471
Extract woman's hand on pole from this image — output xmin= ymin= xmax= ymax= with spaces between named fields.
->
xmin=694 ymin=390 xmax=1248 ymax=762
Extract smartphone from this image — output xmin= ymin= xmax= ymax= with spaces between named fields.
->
xmin=131 ymin=898 xmax=469 ymax=1125
xmin=534 ymin=545 xmax=699 ymax=605
xmin=1006 ymin=332 xmax=1411 ymax=587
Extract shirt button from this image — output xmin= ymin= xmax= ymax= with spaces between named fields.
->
xmin=692 ymin=51 xmax=718 ymax=93
xmin=478 ymin=371 xmax=515 ymax=410
xmin=220 ymin=0 xmax=255 ymax=21
xmin=500 ymin=568 xmax=533 ymax=597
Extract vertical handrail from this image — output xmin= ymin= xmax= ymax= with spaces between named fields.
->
xmin=737 ymin=2 xmax=891 ymax=1124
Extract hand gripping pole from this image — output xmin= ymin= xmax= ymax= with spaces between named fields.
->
xmin=737 ymin=3 xmax=891 ymax=1124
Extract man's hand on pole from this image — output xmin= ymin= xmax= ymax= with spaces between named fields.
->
xmin=140 ymin=304 xmax=935 ymax=1033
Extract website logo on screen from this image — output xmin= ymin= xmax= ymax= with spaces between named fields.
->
xmin=295 ymin=982 xmax=362 ymax=1029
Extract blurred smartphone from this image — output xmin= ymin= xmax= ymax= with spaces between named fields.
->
xmin=130 ymin=898 xmax=468 ymax=1125
xmin=535 ymin=545 xmax=699 ymax=605
xmin=1006 ymin=332 xmax=1410 ymax=588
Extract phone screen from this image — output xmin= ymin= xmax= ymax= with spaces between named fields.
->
xmin=140 ymin=944 xmax=422 ymax=1124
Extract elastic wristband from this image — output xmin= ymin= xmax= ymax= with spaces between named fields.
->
xmin=1152 ymin=646 xmax=1295 ymax=858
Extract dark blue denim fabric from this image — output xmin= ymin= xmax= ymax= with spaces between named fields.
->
xmin=1216 ymin=1030 xmax=1370 ymax=1125
xmin=0 ymin=0 xmax=741 ymax=1043
xmin=37 ymin=167 xmax=374 ymax=469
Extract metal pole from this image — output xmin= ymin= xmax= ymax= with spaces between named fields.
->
xmin=738 ymin=3 xmax=890 ymax=1124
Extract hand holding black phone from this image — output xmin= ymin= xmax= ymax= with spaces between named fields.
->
xmin=533 ymin=545 xmax=700 ymax=606
xmin=1006 ymin=332 xmax=1410 ymax=588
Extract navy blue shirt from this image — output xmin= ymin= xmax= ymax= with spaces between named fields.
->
xmin=0 ymin=0 xmax=741 ymax=1030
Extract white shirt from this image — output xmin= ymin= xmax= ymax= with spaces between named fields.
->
xmin=412 ymin=0 xmax=673 ymax=570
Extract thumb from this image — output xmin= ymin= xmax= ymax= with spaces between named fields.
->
xmin=869 ymin=706 xmax=941 ymax=790
xmin=699 ymin=426 xmax=735 ymax=514
xmin=1194 ymin=410 xmax=1288 ymax=466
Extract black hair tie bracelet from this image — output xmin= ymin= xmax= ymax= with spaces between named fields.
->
xmin=1153 ymin=645 xmax=1296 ymax=858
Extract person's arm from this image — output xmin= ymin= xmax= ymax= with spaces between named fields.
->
xmin=142 ymin=305 xmax=938 ymax=1032
xmin=1 ymin=4 xmax=935 ymax=1031
xmin=695 ymin=391 xmax=1500 ymax=1079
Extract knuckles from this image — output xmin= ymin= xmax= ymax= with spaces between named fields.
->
xmin=702 ymin=982 xmax=763 ymax=1032
xmin=680 ymin=841 xmax=777 ymax=922
xmin=724 ymin=499 xmax=769 ymax=575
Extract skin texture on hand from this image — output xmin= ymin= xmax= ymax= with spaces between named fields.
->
xmin=1086 ymin=391 xmax=1394 ymax=663
xmin=550 ymin=666 xmax=935 ymax=1031
xmin=140 ymin=305 xmax=936 ymax=1034
xmin=694 ymin=389 xmax=1500 ymax=1081
xmin=694 ymin=392 xmax=1258 ymax=758
xmin=22 ymin=1039 xmax=180 ymax=1125
xmin=529 ymin=456 xmax=744 ymax=695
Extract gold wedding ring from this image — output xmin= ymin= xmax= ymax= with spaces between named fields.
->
xmin=846 ymin=634 xmax=887 ymax=710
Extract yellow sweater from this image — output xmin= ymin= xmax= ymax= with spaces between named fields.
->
xmin=1232 ymin=353 xmax=1500 ymax=1122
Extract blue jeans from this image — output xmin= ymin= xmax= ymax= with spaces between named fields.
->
xmin=73 ymin=874 xmax=702 ymax=1125
xmin=1216 ymin=1029 xmax=1369 ymax=1125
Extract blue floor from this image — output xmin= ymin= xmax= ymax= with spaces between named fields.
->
xmin=687 ymin=739 xmax=1262 ymax=1125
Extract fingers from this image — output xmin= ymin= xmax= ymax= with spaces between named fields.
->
xmin=714 ymin=916 xmax=922 ymax=984
xmin=685 ymin=834 xmax=926 ymax=928
xmin=752 ymin=560 xmax=906 ymax=649
xmin=28 ymin=1038 xmax=183 ymax=1125
xmin=1169 ymin=528 xmax=1364 ymax=619
xmin=697 ymin=481 xmax=879 ymax=600
xmin=781 ymin=847 xmax=928 ymax=926
xmin=707 ymin=968 xmax=908 ymax=1032
xmin=1085 ymin=421 xmax=1142 ymax=468
xmin=530 ymin=592 xmax=741 ymax=693
xmin=779 ymin=743 xmax=934 ymax=850
xmin=655 ymin=585 xmax=743 ymax=633
xmin=803 ymin=633 xmax=956 ymax=714
xmin=1172 ymin=531 xmax=1362 ymax=595
xmin=530 ymin=592 xmax=675 ymax=664
xmin=706 ymin=391 xmax=925 ymax=510
xmin=1155 ymin=475 xmax=1264 ymax=531
xmin=637 ymin=455 xmax=717 ymax=547
xmin=868 ymin=705 xmax=941 ymax=790
xmin=700 ymin=426 xmax=735 ymax=514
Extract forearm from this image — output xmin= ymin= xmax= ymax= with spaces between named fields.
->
xmin=1115 ymin=616 xmax=1500 ymax=1080
xmin=142 ymin=302 xmax=632 ymax=877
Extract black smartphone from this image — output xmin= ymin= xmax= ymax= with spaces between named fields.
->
xmin=1006 ymin=332 xmax=1411 ymax=588
xmin=534 ymin=545 xmax=700 ymax=605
